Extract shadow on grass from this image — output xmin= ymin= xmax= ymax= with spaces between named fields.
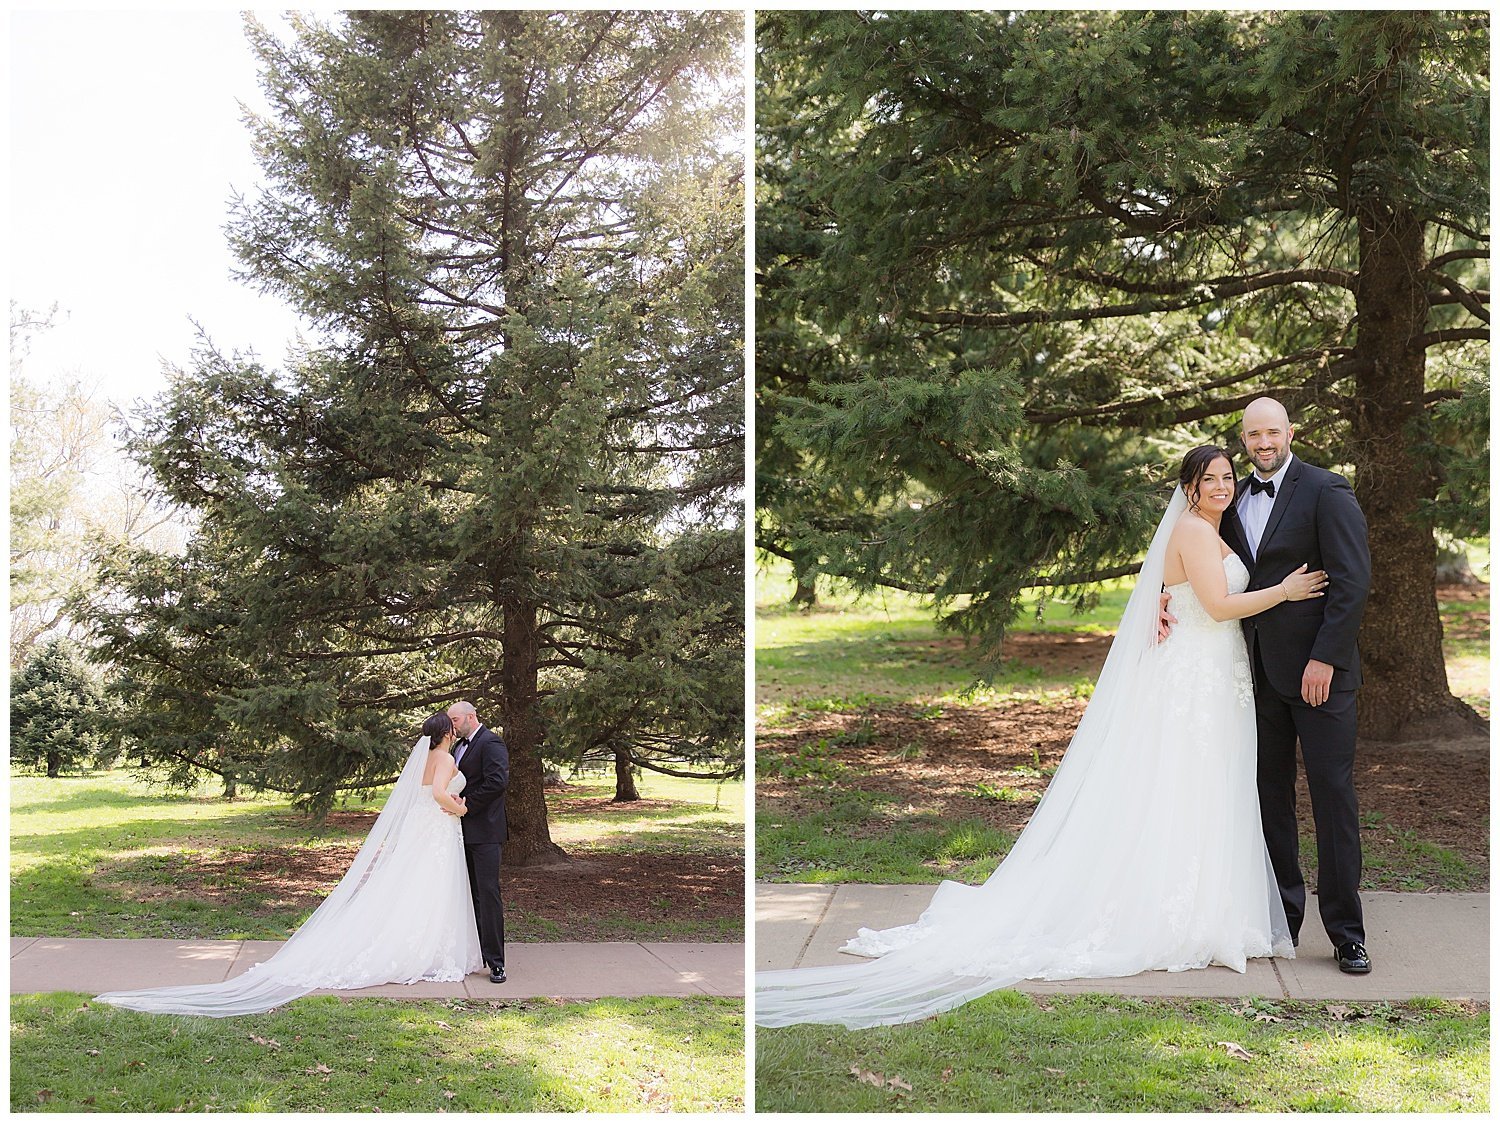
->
xmin=11 ymin=991 xmax=744 ymax=1113
xmin=10 ymin=782 xmax=243 ymax=818
xmin=755 ymin=991 xmax=1487 ymax=1113
xmin=759 ymin=791 xmax=1014 ymax=884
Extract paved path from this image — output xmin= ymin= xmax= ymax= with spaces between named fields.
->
xmin=10 ymin=938 xmax=743 ymax=1001
xmin=758 ymin=885 xmax=1487 ymax=1001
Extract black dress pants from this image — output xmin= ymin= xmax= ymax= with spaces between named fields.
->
xmin=1253 ymin=641 xmax=1364 ymax=947
xmin=464 ymin=842 xmax=506 ymax=970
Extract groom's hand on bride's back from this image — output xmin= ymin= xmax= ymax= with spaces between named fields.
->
xmin=1157 ymin=591 xmax=1177 ymax=642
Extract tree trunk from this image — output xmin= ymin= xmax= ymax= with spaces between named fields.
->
xmin=612 ymin=745 xmax=641 ymax=802
xmin=1347 ymin=204 xmax=1484 ymax=740
xmin=46 ymin=750 xmax=60 ymax=778
xmin=499 ymin=595 xmax=570 ymax=866
xmin=223 ymin=772 xmax=237 ymax=798
xmin=790 ymin=553 xmax=818 ymax=608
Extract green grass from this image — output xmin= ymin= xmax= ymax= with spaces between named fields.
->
xmin=756 ymin=557 xmax=1130 ymax=708
xmin=1439 ymin=589 xmax=1491 ymax=718
xmin=758 ymin=790 xmax=1014 ymax=884
xmin=12 ymin=770 xmax=744 ymax=941
xmin=755 ymin=992 xmax=1487 ymax=1112
xmin=12 ymin=992 xmax=743 ymax=1113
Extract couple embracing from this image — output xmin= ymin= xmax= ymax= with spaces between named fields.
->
xmin=757 ymin=397 xmax=1372 ymax=1029
xmin=98 ymin=701 xmax=510 ymax=1016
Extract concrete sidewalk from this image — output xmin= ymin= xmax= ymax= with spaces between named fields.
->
xmin=10 ymin=938 xmax=744 ymax=1001
xmin=758 ymin=884 xmax=1487 ymax=1001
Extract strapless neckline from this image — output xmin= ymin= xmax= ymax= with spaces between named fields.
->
xmin=1165 ymin=552 xmax=1240 ymax=591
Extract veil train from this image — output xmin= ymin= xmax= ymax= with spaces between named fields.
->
xmin=97 ymin=736 xmax=439 ymax=1017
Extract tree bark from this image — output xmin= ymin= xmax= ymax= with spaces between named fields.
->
xmin=499 ymin=595 xmax=570 ymax=866
xmin=46 ymin=750 xmax=60 ymax=778
xmin=612 ymin=744 xmax=641 ymax=802
xmin=789 ymin=554 xmax=818 ymax=608
xmin=1347 ymin=204 xmax=1484 ymax=739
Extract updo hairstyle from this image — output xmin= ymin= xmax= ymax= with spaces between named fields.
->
xmin=1179 ymin=444 xmax=1232 ymax=511
xmin=422 ymin=712 xmax=454 ymax=746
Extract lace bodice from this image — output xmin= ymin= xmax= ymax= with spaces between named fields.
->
xmin=1155 ymin=552 xmax=1253 ymax=709
xmin=1164 ymin=552 xmax=1249 ymax=627
xmin=420 ymin=771 xmax=466 ymax=795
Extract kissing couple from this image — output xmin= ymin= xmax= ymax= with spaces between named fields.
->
xmin=757 ymin=396 xmax=1372 ymax=1029
xmin=98 ymin=701 xmax=510 ymax=1016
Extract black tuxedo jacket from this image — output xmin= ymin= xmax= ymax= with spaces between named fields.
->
xmin=454 ymin=724 xmax=509 ymax=846
xmin=1219 ymin=454 xmax=1370 ymax=696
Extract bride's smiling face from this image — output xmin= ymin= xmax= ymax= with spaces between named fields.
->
xmin=1190 ymin=456 xmax=1236 ymax=515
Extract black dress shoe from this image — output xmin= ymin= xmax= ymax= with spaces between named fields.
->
xmin=489 ymin=964 xmax=507 ymax=984
xmin=1335 ymin=941 xmax=1371 ymax=974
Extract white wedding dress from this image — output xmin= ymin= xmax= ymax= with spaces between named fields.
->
xmin=755 ymin=488 xmax=1294 ymax=1029
xmin=97 ymin=739 xmax=483 ymax=1016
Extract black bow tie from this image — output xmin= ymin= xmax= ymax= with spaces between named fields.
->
xmin=1248 ymin=477 xmax=1275 ymax=497
xmin=456 ymin=737 xmax=470 ymax=747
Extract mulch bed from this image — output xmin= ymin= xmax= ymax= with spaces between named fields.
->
xmin=100 ymin=838 xmax=745 ymax=937
xmin=504 ymin=854 xmax=744 ymax=940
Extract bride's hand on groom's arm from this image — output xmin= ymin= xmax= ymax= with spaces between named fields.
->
xmin=1279 ymin=564 xmax=1328 ymax=602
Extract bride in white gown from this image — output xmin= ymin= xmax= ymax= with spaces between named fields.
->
xmin=96 ymin=713 xmax=483 ymax=1016
xmin=756 ymin=447 xmax=1327 ymax=1029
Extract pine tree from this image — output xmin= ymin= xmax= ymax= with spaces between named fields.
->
xmin=757 ymin=10 xmax=1487 ymax=739
xmin=88 ymin=11 xmax=744 ymax=861
xmin=11 ymin=637 xmax=114 ymax=777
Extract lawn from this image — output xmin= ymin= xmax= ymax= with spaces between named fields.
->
xmin=755 ymin=555 xmax=1489 ymax=890
xmin=755 ymin=992 xmax=1487 ymax=1113
xmin=12 ymin=992 xmax=743 ymax=1113
xmin=12 ymin=770 xmax=745 ymax=942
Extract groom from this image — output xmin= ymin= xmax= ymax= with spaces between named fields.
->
xmin=447 ymin=700 xmax=509 ymax=984
xmin=1219 ymin=397 xmax=1373 ymax=974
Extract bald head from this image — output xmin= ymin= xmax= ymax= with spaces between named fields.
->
xmin=1242 ymin=397 xmax=1291 ymax=433
xmin=446 ymin=700 xmax=479 ymax=738
xmin=1240 ymin=397 xmax=1294 ymax=478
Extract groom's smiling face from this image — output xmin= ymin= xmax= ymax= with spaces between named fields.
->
xmin=1240 ymin=401 xmax=1294 ymax=478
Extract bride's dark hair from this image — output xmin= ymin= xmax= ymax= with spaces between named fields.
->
xmin=422 ymin=712 xmax=454 ymax=745
xmin=1180 ymin=444 xmax=1232 ymax=510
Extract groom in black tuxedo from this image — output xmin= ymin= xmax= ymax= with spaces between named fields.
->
xmin=447 ymin=700 xmax=509 ymax=983
xmin=1218 ymin=397 xmax=1372 ymax=974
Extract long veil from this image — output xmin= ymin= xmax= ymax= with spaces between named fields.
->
xmin=97 ymin=736 xmax=434 ymax=1016
xmin=756 ymin=487 xmax=1213 ymax=1029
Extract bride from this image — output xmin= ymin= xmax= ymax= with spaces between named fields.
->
xmin=96 ymin=712 xmax=483 ymax=1016
xmin=756 ymin=446 xmax=1327 ymax=1029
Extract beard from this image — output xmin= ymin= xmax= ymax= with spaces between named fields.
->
xmin=1246 ymin=445 xmax=1289 ymax=477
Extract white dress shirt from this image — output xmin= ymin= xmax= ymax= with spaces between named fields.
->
xmin=1237 ymin=458 xmax=1292 ymax=560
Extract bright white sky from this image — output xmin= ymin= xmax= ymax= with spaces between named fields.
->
xmin=9 ymin=9 xmax=307 ymax=410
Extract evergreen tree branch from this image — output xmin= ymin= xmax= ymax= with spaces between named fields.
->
xmin=627 ymin=751 xmax=743 ymax=780
xmin=1424 ymin=275 xmax=1490 ymax=323
xmin=1411 ymin=328 xmax=1489 ymax=350
xmin=757 ymin=539 xmax=1143 ymax=595
xmin=1426 ymin=248 xmax=1488 ymax=271
xmin=1023 ymin=348 xmax=1357 ymax=425
xmin=912 ymin=269 xmax=1357 ymax=328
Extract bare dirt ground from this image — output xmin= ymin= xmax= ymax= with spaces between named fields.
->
xmin=106 ymin=809 xmax=744 ymax=939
